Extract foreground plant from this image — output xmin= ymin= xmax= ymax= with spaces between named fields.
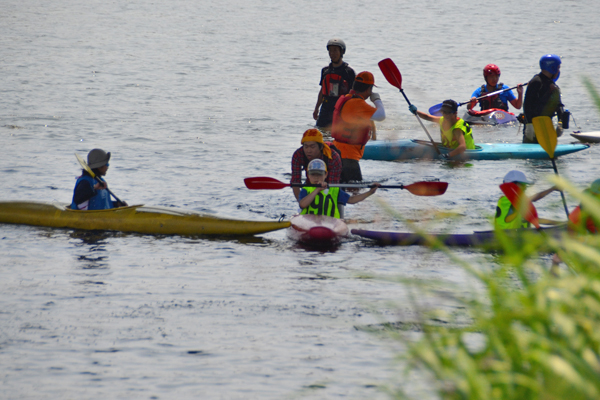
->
xmin=382 ymin=176 xmax=600 ymax=400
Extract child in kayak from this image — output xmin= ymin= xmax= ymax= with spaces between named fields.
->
xmin=411 ymin=99 xmax=475 ymax=159
xmin=298 ymin=159 xmax=378 ymax=219
xmin=494 ymin=170 xmax=557 ymax=229
xmin=467 ymin=64 xmax=523 ymax=112
xmin=71 ymin=148 xmax=128 ymax=210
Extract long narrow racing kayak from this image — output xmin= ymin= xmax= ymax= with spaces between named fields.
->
xmin=362 ymin=139 xmax=589 ymax=161
xmin=351 ymin=226 xmax=567 ymax=249
xmin=288 ymin=214 xmax=349 ymax=245
xmin=0 ymin=201 xmax=290 ymax=236
xmin=463 ymin=108 xmax=517 ymax=125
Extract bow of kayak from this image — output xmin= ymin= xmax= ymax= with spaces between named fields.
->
xmin=288 ymin=214 xmax=349 ymax=245
xmin=0 ymin=201 xmax=290 ymax=236
xmin=362 ymin=139 xmax=589 ymax=161
xmin=571 ymin=131 xmax=600 ymax=143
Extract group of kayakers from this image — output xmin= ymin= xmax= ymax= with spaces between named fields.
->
xmin=71 ymin=38 xmax=597 ymax=236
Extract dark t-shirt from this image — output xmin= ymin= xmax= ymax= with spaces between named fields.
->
xmin=316 ymin=62 xmax=356 ymax=127
xmin=523 ymin=72 xmax=563 ymax=123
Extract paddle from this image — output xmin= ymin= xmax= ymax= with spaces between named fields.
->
xmin=500 ymin=182 xmax=540 ymax=229
xmin=244 ymin=177 xmax=448 ymax=196
xmin=378 ymin=58 xmax=441 ymax=155
xmin=532 ymin=116 xmax=570 ymax=217
xmin=75 ymin=153 xmax=124 ymax=204
xmin=428 ymin=83 xmax=528 ymax=116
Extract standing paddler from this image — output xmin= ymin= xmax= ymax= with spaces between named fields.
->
xmin=313 ymin=38 xmax=356 ymax=131
xmin=290 ymin=129 xmax=342 ymax=200
xmin=331 ymin=71 xmax=385 ymax=182
xmin=522 ymin=54 xmax=569 ymax=144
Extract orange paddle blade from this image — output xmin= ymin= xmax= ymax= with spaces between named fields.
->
xmin=500 ymin=182 xmax=540 ymax=229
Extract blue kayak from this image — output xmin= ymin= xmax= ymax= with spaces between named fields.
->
xmin=362 ymin=139 xmax=589 ymax=161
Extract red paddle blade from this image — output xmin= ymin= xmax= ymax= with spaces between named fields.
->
xmin=378 ymin=58 xmax=402 ymax=90
xmin=244 ymin=177 xmax=290 ymax=190
xmin=500 ymin=182 xmax=540 ymax=229
xmin=404 ymin=181 xmax=448 ymax=196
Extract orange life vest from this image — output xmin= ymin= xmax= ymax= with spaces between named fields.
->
xmin=331 ymin=94 xmax=371 ymax=146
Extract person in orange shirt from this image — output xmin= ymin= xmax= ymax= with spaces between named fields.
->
xmin=568 ymin=179 xmax=600 ymax=234
xmin=331 ymin=71 xmax=385 ymax=182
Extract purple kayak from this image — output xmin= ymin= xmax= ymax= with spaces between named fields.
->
xmin=351 ymin=226 xmax=566 ymax=248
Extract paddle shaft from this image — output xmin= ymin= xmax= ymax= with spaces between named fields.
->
xmin=429 ymin=83 xmax=529 ymax=116
xmin=464 ymin=83 xmax=528 ymax=107
xmin=531 ymin=116 xmax=569 ymax=218
xmin=551 ymin=158 xmax=570 ymax=217
xmin=400 ymin=89 xmax=441 ymax=155
xmin=290 ymin=182 xmax=407 ymax=189
xmin=378 ymin=58 xmax=441 ymax=155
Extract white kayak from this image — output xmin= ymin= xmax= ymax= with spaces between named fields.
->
xmin=570 ymin=131 xmax=600 ymax=143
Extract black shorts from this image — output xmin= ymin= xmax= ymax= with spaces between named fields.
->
xmin=341 ymin=158 xmax=362 ymax=183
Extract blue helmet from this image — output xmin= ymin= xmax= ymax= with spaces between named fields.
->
xmin=539 ymin=54 xmax=561 ymax=75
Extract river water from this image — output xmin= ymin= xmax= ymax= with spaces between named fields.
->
xmin=1 ymin=0 xmax=600 ymax=398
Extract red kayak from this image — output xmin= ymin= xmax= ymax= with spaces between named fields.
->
xmin=288 ymin=214 xmax=349 ymax=245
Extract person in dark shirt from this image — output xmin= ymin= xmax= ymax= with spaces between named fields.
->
xmin=522 ymin=54 xmax=565 ymax=143
xmin=71 ymin=148 xmax=127 ymax=210
xmin=313 ymin=38 xmax=356 ymax=130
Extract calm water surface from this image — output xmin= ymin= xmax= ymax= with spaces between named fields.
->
xmin=1 ymin=0 xmax=600 ymax=398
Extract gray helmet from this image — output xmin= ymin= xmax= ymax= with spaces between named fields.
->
xmin=87 ymin=148 xmax=111 ymax=169
xmin=326 ymin=38 xmax=346 ymax=55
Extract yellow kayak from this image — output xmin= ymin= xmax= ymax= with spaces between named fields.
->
xmin=0 ymin=201 xmax=290 ymax=236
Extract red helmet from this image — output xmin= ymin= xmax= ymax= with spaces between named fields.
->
xmin=483 ymin=64 xmax=501 ymax=77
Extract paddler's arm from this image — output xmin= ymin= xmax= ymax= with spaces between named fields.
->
xmin=538 ymin=218 xmax=564 ymax=226
xmin=370 ymin=120 xmax=377 ymax=141
xmin=298 ymin=184 xmax=325 ymax=210
xmin=447 ymin=129 xmax=467 ymax=157
xmin=415 ymin=110 xmax=441 ymax=123
xmin=505 ymin=206 xmax=518 ymax=223
xmin=347 ymin=184 xmax=379 ymax=204
xmin=531 ymin=186 xmax=558 ymax=202
xmin=509 ymin=84 xmax=524 ymax=109
xmin=313 ymin=91 xmax=324 ymax=121
xmin=290 ymin=149 xmax=304 ymax=201
xmin=369 ymin=92 xmax=385 ymax=122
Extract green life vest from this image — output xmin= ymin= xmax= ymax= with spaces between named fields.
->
xmin=494 ymin=196 xmax=529 ymax=229
xmin=439 ymin=117 xmax=475 ymax=150
xmin=300 ymin=187 xmax=341 ymax=218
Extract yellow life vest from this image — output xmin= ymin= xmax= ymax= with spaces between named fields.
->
xmin=439 ymin=117 xmax=475 ymax=150
xmin=300 ymin=187 xmax=341 ymax=218
xmin=494 ymin=196 xmax=529 ymax=229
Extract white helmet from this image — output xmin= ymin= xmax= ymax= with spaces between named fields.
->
xmin=326 ymin=38 xmax=346 ymax=55
xmin=503 ymin=170 xmax=531 ymax=184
